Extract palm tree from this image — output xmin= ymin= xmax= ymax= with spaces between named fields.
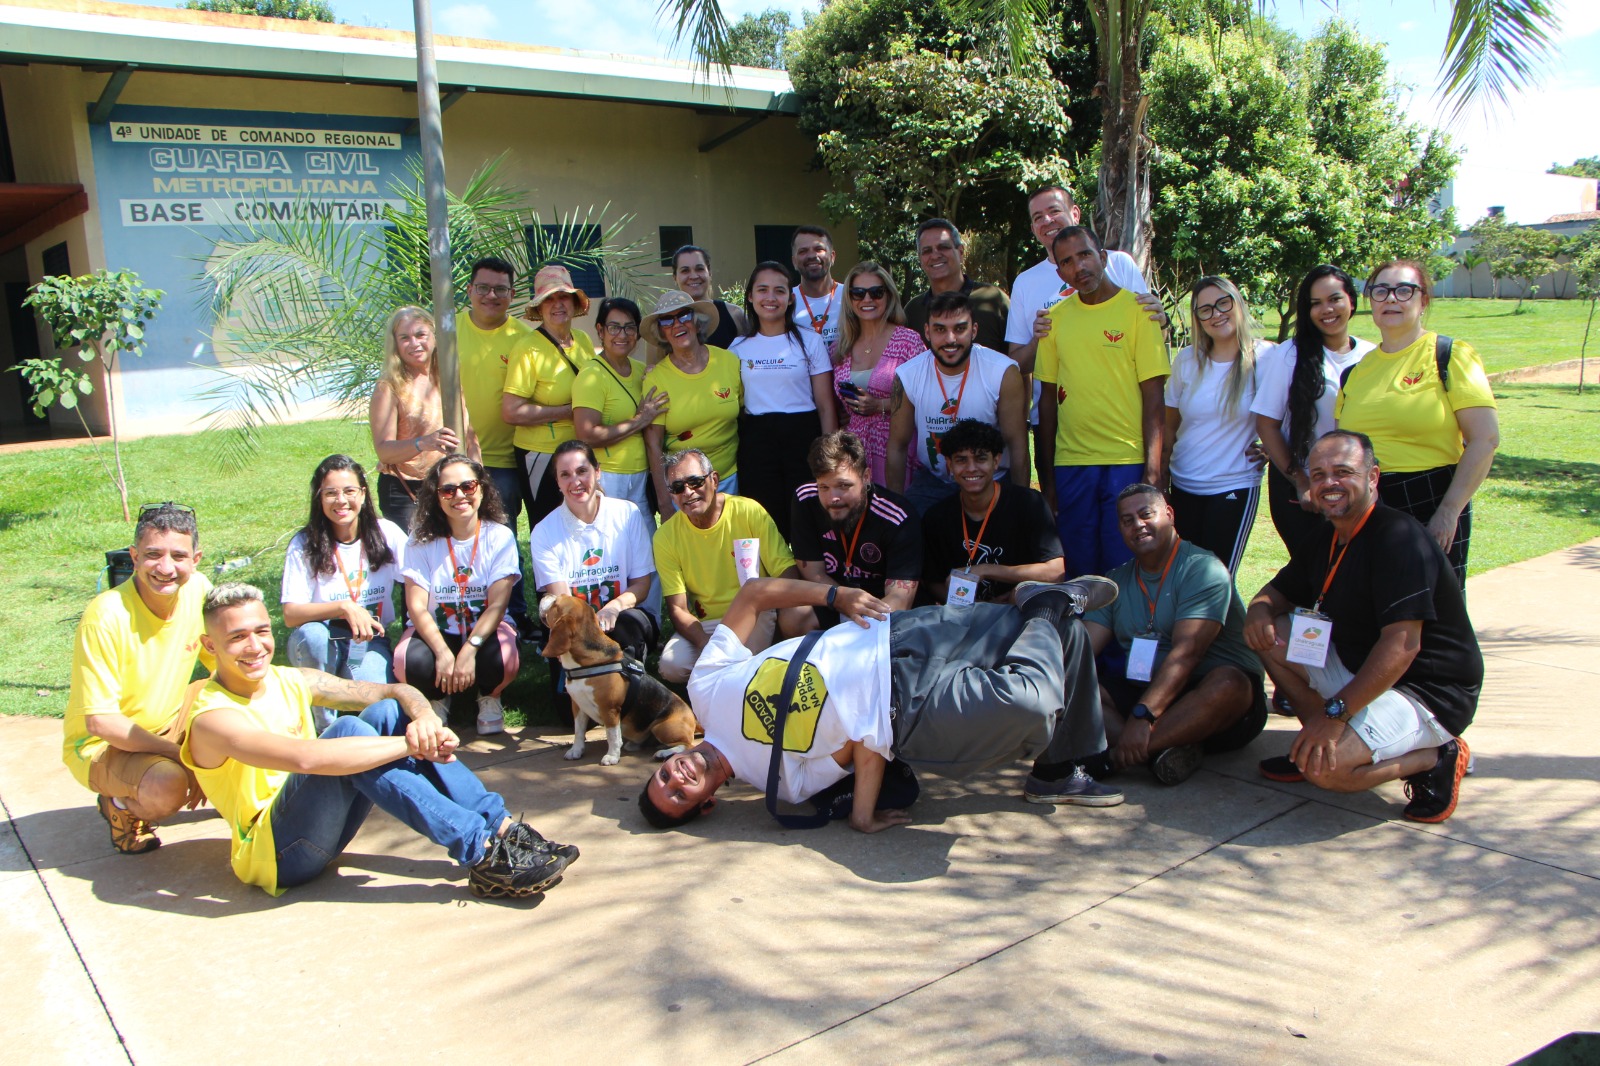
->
xmin=666 ymin=0 xmax=1563 ymax=270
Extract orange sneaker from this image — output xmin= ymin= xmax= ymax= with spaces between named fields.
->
xmin=1402 ymin=737 xmax=1470 ymax=823
xmin=98 ymin=794 xmax=160 ymax=854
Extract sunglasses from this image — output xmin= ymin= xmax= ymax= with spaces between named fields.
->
xmin=667 ymin=473 xmax=710 ymax=495
xmin=1195 ymin=294 xmax=1235 ymax=321
xmin=437 ymin=479 xmax=481 ymax=498
xmin=658 ymin=309 xmax=697 ymax=327
xmin=139 ymin=501 xmax=195 ymax=516
xmin=1368 ymin=282 xmax=1421 ymax=304
xmin=848 ymin=285 xmax=887 ymax=302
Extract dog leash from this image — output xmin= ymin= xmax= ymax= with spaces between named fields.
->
xmin=764 ymin=631 xmax=831 ymax=830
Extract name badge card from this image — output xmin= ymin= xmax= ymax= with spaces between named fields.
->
xmin=1287 ymin=608 xmax=1332 ymax=668
xmin=1127 ymin=636 xmax=1159 ymax=682
xmin=946 ymin=569 xmax=979 ymax=613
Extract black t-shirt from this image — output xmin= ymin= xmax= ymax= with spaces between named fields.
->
xmin=706 ymin=299 xmax=740 ymax=350
xmin=922 ymin=483 xmax=1063 ymax=602
xmin=789 ymin=484 xmax=923 ymax=597
xmin=904 ymin=277 xmax=1011 ymax=355
xmin=1268 ymin=502 xmax=1482 ymax=735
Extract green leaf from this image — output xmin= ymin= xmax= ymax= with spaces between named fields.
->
xmin=37 ymin=388 xmax=55 ymax=408
xmin=59 ymin=391 xmax=78 ymax=409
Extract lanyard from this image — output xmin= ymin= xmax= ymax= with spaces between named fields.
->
xmin=1315 ymin=504 xmax=1375 ymax=612
xmin=840 ymin=501 xmax=869 ymax=573
xmin=961 ymin=482 xmax=1001 ymax=568
xmin=935 ymin=360 xmax=971 ymax=420
xmin=593 ymin=355 xmax=642 ymax=410
xmin=799 ymin=283 xmax=835 ymax=333
xmin=338 ymin=542 xmax=367 ymax=604
xmin=447 ymin=526 xmax=481 ymax=629
xmin=1135 ymin=536 xmax=1181 ymax=634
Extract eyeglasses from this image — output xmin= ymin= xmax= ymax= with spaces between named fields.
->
xmin=139 ymin=501 xmax=194 ymax=516
xmin=320 ymin=487 xmax=364 ymax=501
xmin=848 ymin=285 xmax=888 ymax=302
xmin=667 ymin=473 xmax=710 ymax=495
xmin=471 ymin=283 xmax=513 ymax=298
xmin=604 ymin=321 xmax=640 ymax=336
xmin=658 ymin=310 xmax=697 ymax=327
xmin=1195 ymin=294 xmax=1235 ymax=321
xmin=437 ymin=479 xmax=481 ymax=498
xmin=1368 ymin=282 xmax=1421 ymax=304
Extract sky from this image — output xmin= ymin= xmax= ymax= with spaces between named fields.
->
xmin=169 ymin=0 xmax=1600 ymax=172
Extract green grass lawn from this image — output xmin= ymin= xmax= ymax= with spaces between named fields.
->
xmin=1420 ymin=297 xmax=1597 ymax=375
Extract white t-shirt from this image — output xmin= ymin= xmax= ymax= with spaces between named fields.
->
xmin=1165 ymin=346 xmax=1264 ymax=495
xmin=894 ymin=345 xmax=1018 ymax=481
xmin=280 ymin=520 xmax=408 ymax=627
xmin=791 ymin=284 xmax=844 ymax=348
xmin=1006 ymin=251 xmax=1149 ymax=422
xmin=1250 ymin=336 xmax=1378 ymax=447
xmin=401 ymin=521 xmax=520 ymax=636
xmin=530 ymin=495 xmax=656 ymax=614
xmin=688 ymin=620 xmax=894 ymax=804
xmin=731 ymin=330 xmax=833 ymax=415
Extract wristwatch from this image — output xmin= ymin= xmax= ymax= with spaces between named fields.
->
xmin=467 ymin=634 xmax=485 ymax=648
xmin=1323 ymin=697 xmax=1349 ymax=722
xmin=1131 ymin=703 xmax=1157 ymax=725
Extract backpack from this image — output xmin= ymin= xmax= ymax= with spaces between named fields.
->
xmin=1341 ymin=334 xmax=1453 ymax=393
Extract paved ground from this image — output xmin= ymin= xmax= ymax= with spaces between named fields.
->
xmin=3 ymin=541 xmax=1598 ymax=1065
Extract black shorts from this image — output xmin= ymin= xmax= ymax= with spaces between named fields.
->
xmin=1102 ymin=661 xmax=1268 ymax=754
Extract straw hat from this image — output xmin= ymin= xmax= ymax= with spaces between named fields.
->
xmin=641 ymin=288 xmax=719 ymax=348
xmin=524 ymin=264 xmax=591 ymax=320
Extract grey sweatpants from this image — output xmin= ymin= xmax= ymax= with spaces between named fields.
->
xmin=887 ymin=602 xmax=1106 ymax=778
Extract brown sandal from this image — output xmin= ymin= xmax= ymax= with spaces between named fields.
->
xmin=98 ymin=795 xmax=160 ymax=854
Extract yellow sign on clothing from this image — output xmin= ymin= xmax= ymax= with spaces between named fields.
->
xmin=62 ymin=574 xmax=215 ymax=789
xmin=653 ymin=494 xmax=796 ymax=621
xmin=457 ymin=314 xmax=535 ymax=469
xmin=571 ymin=356 xmax=649 ymax=474
xmin=1035 ymin=288 xmax=1170 ymax=466
xmin=504 ymin=329 xmax=597 ymax=453
xmin=1335 ymin=332 xmax=1496 ymax=473
xmin=741 ymin=656 xmax=828 ymax=752
xmin=644 ymin=346 xmax=743 ymax=478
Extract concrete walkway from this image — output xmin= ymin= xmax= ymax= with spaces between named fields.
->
xmin=4 ymin=542 xmax=1598 ymax=1065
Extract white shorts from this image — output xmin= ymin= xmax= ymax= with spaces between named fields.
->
xmin=658 ymin=610 xmax=776 ymax=684
xmin=598 ymin=470 xmax=650 ymax=521
xmin=1306 ymin=650 xmax=1455 ymax=763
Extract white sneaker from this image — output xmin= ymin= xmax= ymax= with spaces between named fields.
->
xmin=476 ymin=695 xmax=505 ymax=736
xmin=430 ymin=697 xmax=451 ymax=722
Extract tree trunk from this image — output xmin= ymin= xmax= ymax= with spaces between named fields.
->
xmin=1581 ymin=295 xmax=1595 ymax=396
xmin=1090 ymin=0 xmax=1153 ymax=271
xmin=99 ymin=342 xmax=131 ymax=522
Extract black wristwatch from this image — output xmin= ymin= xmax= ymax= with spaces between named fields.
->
xmin=1131 ymin=703 xmax=1157 ymax=725
xmin=1323 ymin=697 xmax=1348 ymax=722
xmin=825 ymin=585 xmax=839 ymax=608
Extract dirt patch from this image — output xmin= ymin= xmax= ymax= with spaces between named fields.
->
xmin=1489 ymin=359 xmax=1595 ymax=386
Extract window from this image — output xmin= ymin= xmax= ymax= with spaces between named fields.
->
xmin=754 ymin=225 xmax=800 ymax=269
xmin=527 ymin=224 xmax=605 ymax=301
xmin=659 ymin=225 xmax=694 ymax=268
xmin=42 ymin=241 xmax=71 ymax=278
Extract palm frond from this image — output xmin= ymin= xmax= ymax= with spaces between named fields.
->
xmin=658 ymin=0 xmax=734 ymax=76
xmin=1437 ymin=0 xmax=1559 ymax=119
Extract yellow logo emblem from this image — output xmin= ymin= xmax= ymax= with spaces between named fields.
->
xmin=742 ymin=657 xmax=828 ymax=752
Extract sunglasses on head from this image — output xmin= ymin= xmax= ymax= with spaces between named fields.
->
xmin=437 ymin=479 xmax=481 ymax=498
xmin=667 ymin=473 xmax=710 ymax=495
xmin=848 ymin=285 xmax=887 ymax=301
xmin=139 ymin=501 xmax=195 ymax=516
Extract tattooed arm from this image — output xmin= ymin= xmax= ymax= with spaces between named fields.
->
xmin=301 ymin=671 xmax=454 ymax=762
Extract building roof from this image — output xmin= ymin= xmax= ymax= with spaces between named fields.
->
xmin=0 ymin=0 xmax=799 ymax=115
xmin=1546 ymin=211 xmax=1600 ymax=224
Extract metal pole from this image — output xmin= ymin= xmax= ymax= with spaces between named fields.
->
xmin=412 ymin=0 xmax=461 ymax=435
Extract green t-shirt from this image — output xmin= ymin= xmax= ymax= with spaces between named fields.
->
xmin=1084 ymin=539 xmax=1260 ymax=679
xmin=457 ymin=313 xmax=536 ymax=469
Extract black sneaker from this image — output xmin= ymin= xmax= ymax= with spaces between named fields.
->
xmin=1270 ymin=690 xmax=1297 ymax=716
xmin=1149 ymin=744 xmax=1203 ymax=785
xmin=1258 ymin=754 xmax=1305 ymax=783
xmin=507 ymin=821 xmax=581 ymax=865
xmin=1402 ymin=737 xmax=1470 ymax=823
xmin=1015 ymin=576 xmax=1119 ymax=616
xmin=1023 ymin=765 xmax=1124 ymax=806
xmin=469 ymin=831 xmax=576 ymax=898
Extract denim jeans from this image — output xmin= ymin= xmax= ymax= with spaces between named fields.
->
xmin=903 ymin=465 xmax=959 ymax=518
xmin=269 ymin=700 xmax=511 ymax=889
xmin=286 ymin=622 xmax=394 ymax=733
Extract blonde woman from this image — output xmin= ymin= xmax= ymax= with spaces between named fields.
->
xmin=1163 ymin=276 xmax=1263 ymax=576
xmin=829 ymin=262 xmax=924 ymax=487
xmin=369 ymin=306 xmax=479 ymax=531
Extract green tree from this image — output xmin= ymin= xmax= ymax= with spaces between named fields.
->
xmin=15 ymin=271 xmax=164 ymax=521
xmin=703 ymin=7 xmax=792 ymax=69
xmin=1455 ymin=247 xmax=1487 ymax=297
xmin=182 ymin=0 xmax=337 ymax=21
xmin=1573 ymin=240 xmax=1599 ymax=394
xmin=1548 ymin=155 xmax=1600 ymax=179
xmin=1146 ymin=20 xmax=1457 ymax=338
xmin=1502 ymin=224 xmax=1560 ymax=312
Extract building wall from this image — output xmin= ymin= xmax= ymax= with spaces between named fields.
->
xmin=1442 ymin=165 xmax=1598 ymax=228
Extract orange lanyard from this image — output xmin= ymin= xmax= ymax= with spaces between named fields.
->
xmin=841 ymin=502 xmax=869 ymax=573
xmin=936 ymin=361 xmax=971 ymax=419
xmin=1135 ymin=536 xmax=1181 ymax=633
xmin=1315 ymin=504 xmax=1375 ymax=612
xmin=961 ymin=482 xmax=1001 ymax=568
xmin=447 ymin=526 xmax=481 ymax=628
xmin=338 ymin=543 xmax=367 ymax=604
xmin=799 ymin=284 xmax=835 ymax=334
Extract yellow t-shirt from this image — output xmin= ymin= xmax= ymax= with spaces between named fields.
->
xmin=653 ymin=494 xmax=796 ymax=620
xmin=458 ymin=313 xmax=536 ymax=468
xmin=503 ymin=328 xmax=597 ymax=454
xmin=1335 ymin=332 xmax=1496 ymax=473
xmin=571 ymin=355 xmax=649 ymax=475
xmin=181 ymin=666 xmax=317 ymax=896
xmin=62 ymin=574 xmax=215 ymax=789
xmin=1035 ymin=288 xmax=1171 ymax=466
xmin=644 ymin=346 xmax=743 ymax=477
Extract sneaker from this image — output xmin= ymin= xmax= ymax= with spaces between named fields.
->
xmin=1270 ymin=690 xmax=1297 ymax=716
xmin=476 ymin=695 xmax=505 ymax=736
xmin=429 ymin=697 xmax=451 ymax=722
xmin=1403 ymin=737 xmax=1470 ymax=823
xmin=1258 ymin=754 xmax=1305 ymax=783
xmin=1015 ymin=575 xmax=1119 ymax=616
xmin=1023 ymin=765 xmax=1124 ymax=806
xmin=1149 ymin=744 xmax=1204 ymax=786
xmin=468 ymin=831 xmax=575 ymax=899
xmin=98 ymin=794 xmax=159 ymax=854
xmin=506 ymin=821 xmax=581 ymax=865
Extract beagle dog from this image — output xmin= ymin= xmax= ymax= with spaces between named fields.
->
xmin=539 ymin=594 xmax=699 ymax=765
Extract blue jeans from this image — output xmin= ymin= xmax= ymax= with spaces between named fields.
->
xmin=287 ymin=622 xmax=393 ymax=734
xmin=269 ymin=700 xmax=511 ymax=888
xmin=485 ymin=465 xmax=530 ymax=626
xmin=903 ymin=466 xmax=959 ymax=518
xmin=1054 ymin=464 xmax=1143 ymax=575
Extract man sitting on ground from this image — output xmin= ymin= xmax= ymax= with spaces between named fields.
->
xmin=653 ymin=448 xmax=809 ymax=683
xmin=181 ymin=583 xmax=578 ymax=898
xmin=1244 ymin=430 xmax=1482 ymax=822
xmin=790 ymin=430 xmax=922 ymax=625
xmin=922 ymin=419 xmax=1066 ymax=606
xmin=638 ymin=573 xmax=1124 ymax=832
xmin=1081 ymin=484 xmax=1267 ymax=785
xmin=63 ymin=503 xmax=212 ymax=854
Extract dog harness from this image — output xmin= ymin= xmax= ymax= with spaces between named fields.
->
xmin=563 ymin=656 xmax=649 ymax=715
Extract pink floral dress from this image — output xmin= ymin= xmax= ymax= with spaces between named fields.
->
xmin=831 ymin=325 xmax=926 ymax=488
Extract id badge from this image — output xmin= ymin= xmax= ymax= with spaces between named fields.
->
xmin=1127 ymin=636 xmax=1159 ymax=682
xmin=1286 ymin=607 xmax=1333 ymax=668
xmin=946 ymin=569 xmax=979 ymax=612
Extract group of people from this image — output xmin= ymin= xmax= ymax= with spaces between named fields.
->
xmin=62 ymin=185 xmax=1493 ymax=902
